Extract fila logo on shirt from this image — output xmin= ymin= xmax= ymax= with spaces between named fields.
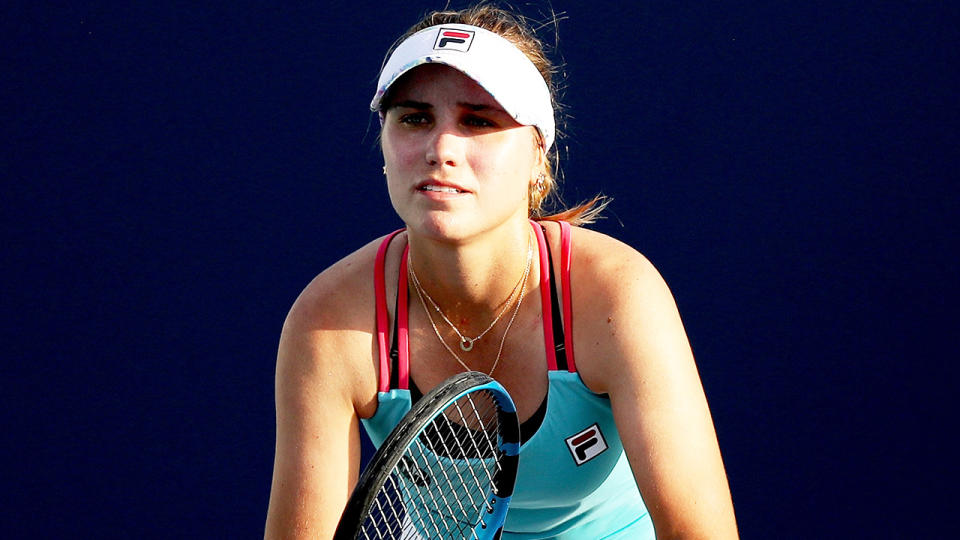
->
xmin=434 ymin=27 xmax=475 ymax=52
xmin=565 ymin=423 xmax=608 ymax=466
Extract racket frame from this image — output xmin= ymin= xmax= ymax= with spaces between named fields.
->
xmin=335 ymin=371 xmax=520 ymax=540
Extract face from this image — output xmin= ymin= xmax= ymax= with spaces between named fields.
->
xmin=380 ymin=64 xmax=544 ymax=242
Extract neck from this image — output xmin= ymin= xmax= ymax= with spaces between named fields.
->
xmin=407 ymin=220 xmax=537 ymax=328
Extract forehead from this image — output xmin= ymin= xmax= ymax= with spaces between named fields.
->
xmin=385 ymin=64 xmax=502 ymax=108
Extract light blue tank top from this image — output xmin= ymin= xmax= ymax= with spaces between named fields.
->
xmin=362 ymin=222 xmax=653 ymax=538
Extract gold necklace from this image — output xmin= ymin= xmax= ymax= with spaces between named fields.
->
xmin=408 ymin=231 xmax=533 ymax=352
xmin=408 ymin=233 xmax=533 ymax=375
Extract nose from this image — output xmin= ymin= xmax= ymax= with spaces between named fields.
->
xmin=424 ymin=124 xmax=464 ymax=168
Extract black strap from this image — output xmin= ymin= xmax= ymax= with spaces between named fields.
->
xmin=388 ymin=289 xmax=401 ymax=391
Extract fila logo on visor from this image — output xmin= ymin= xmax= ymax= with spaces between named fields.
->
xmin=565 ymin=423 xmax=608 ymax=466
xmin=434 ymin=28 xmax=475 ymax=52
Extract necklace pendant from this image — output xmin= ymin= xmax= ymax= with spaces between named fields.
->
xmin=459 ymin=337 xmax=475 ymax=352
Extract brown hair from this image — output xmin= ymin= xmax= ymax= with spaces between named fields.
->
xmin=384 ymin=3 xmax=609 ymax=225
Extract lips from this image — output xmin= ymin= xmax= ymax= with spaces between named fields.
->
xmin=415 ymin=180 xmax=470 ymax=194
xmin=420 ymin=185 xmax=462 ymax=193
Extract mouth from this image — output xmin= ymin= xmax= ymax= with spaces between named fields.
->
xmin=419 ymin=184 xmax=464 ymax=194
xmin=415 ymin=181 xmax=469 ymax=194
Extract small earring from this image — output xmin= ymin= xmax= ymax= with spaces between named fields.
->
xmin=534 ymin=173 xmax=546 ymax=193
xmin=530 ymin=173 xmax=547 ymax=210
xmin=382 ymin=165 xmax=387 ymax=175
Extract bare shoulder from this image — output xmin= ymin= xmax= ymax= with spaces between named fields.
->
xmin=567 ymin=226 xmax=661 ymax=284
xmin=565 ymin=226 xmax=687 ymax=394
xmin=283 ymin=236 xmax=380 ymax=334
xmin=277 ymin=235 xmax=390 ymax=415
xmin=568 ymin=226 xmax=674 ymax=327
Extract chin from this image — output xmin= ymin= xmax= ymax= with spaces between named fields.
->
xmin=407 ymin=214 xmax=529 ymax=248
xmin=404 ymin=212 xmax=475 ymax=243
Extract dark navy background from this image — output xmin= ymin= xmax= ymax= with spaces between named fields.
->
xmin=4 ymin=2 xmax=957 ymax=538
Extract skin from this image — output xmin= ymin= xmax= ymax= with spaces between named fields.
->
xmin=265 ymin=64 xmax=738 ymax=539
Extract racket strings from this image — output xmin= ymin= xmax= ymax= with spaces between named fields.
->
xmin=423 ymin=395 xmax=502 ymax=516
xmin=364 ymin=477 xmax=405 ymax=539
xmin=418 ymin=395 xmax=499 ymax=529
xmin=357 ymin=390 xmax=505 ymax=539
xmin=446 ymin=397 xmax=501 ymax=500
xmin=423 ymin=394 xmax=500 ymax=459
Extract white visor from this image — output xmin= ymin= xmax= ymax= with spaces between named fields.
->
xmin=370 ymin=23 xmax=555 ymax=150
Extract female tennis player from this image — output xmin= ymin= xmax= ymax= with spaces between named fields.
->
xmin=265 ymin=4 xmax=738 ymax=539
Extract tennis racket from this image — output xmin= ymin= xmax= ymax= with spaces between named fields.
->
xmin=335 ymin=371 xmax=520 ymax=540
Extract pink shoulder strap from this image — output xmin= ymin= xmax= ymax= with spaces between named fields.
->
xmin=374 ymin=229 xmax=405 ymax=393
xmin=559 ymin=221 xmax=576 ymax=372
xmin=397 ymin=245 xmax=410 ymax=390
xmin=532 ymin=222 xmax=558 ymax=371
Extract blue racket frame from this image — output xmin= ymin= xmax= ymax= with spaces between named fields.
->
xmin=336 ymin=371 xmax=521 ymax=540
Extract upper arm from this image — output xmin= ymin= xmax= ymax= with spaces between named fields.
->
xmin=264 ymin=256 xmax=378 ymax=539
xmin=575 ymin=234 xmax=738 ymax=539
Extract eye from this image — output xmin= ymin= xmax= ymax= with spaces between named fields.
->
xmin=398 ymin=112 xmax=431 ymax=126
xmin=463 ymin=115 xmax=496 ymax=128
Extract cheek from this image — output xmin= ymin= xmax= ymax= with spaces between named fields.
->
xmin=380 ymin=134 xmax=409 ymax=207
xmin=380 ymin=133 xmax=398 ymax=164
xmin=473 ymin=137 xmax=537 ymax=184
xmin=380 ymin=128 xmax=413 ymax=167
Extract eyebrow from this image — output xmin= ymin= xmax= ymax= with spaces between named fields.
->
xmin=390 ymin=100 xmax=499 ymax=112
xmin=391 ymin=100 xmax=431 ymax=110
xmin=459 ymin=102 xmax=495 ymax=112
